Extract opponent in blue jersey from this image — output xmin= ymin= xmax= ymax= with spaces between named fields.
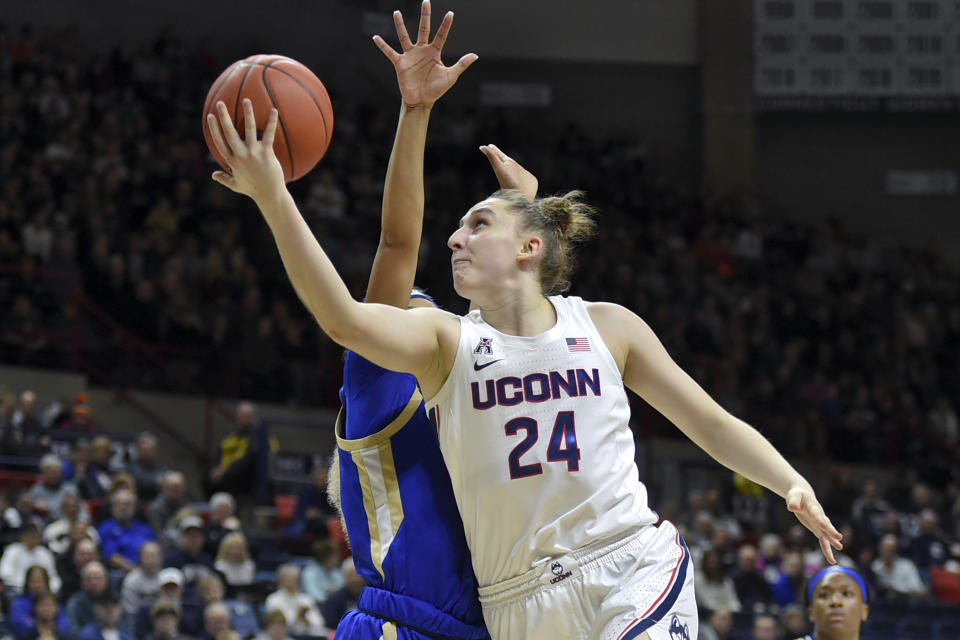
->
xmin=794 ymin=566 xmax=869 ymax=640
xmin=323 ymin=4 xmax=492 ymax=638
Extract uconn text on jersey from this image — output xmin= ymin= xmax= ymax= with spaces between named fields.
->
xmin=471 ymin=368 xmax=602 ymax=409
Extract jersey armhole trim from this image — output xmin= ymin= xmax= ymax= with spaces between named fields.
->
xmin=335 ymin=387 xmax=424 ymax=452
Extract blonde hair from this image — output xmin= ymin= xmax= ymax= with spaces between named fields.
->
xmin=491 ymin=189 xmax=597 ymax=295
xmin=215 ymin=531 xmax=250 ymax=563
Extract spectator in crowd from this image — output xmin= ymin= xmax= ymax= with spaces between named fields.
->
xmin=207 ymin=402 xmax=275 ymax=508
xmin=28 ymin=455 xmax=75 ymax=521
xmin=799 ymin=566 xmax=869 ymax=640
xmin=780 ymin=604 xmax=807 ymax=639
xmin=57 ymin=536 xmax=99 ymax=598
xmin=200 ymin=602 xmax=232 ymax=640
xmin=24 ymin=589 xmax=71 ymax=640
xmin=733 ymin=544 xmax=773 ymax=614
xmin=285 ymin=464 xmax=335 ymax=541
xmin=213 ymin=532 xmax=254 ymax=588
xmin=320 ymin=557 xmax=364 ymax=631
xmin=9 ymin=566 xmax=71 ymax=638
xmin=120 ymin=540 xmax=162 ymax=619
xmin=162 ymin=516 xmax=216 ymax=591
xmin=908 ymin=508 xmax=952 ymax=581
xmin=696 ymin=548 xmax=742 ymax=614
xmin=202 ymin=493 xmax=238 ymax=558
xmin=97 ymin=488 xmax=154 ymax=571
xmin=134 ymin=568 xmax=199 ymax=639
xmin=77 ymin=590 xmax=134 ymax=640
xmin=66 ymin=561 xmax=108 ymax=631
xmin=43 ymin=491 xmax=98 ymax=555
xmin=0 ymin=522 xmax=61 ymax=594
xmin=300 ymin=538 xmax=344 ymax=605
xmin=147 ymin=471 xmax=188 ymax=550
xmin=145 ymin=600 xmax=195 ymax=640
xmin=125 ymin=432 xmax=165 ymax=502
xmin=9 ymin=390 xmax=47 ymax=455
xmin=195 ymin=574 xmax=259 ymax=639
xmin=870 ymin=533 xmax=928 ymax=600
xmin=265 ymin=564 xmax=325 ymax=636
xmin=73 ymin=436 xmax=113 ymax=499
xmin=851 ymin=480 xmax=892 ymax=542
xmin=62 ymin=402 xmax=98 ymax=433
xmin=699 ymin=608 xmax=735 ymax=640
xmin=751 ymin=613 xmax=779 ymax=640
xmin=254 ymin=609 xmax=293 ymax=640
xmin=770 ymin=550 xmax=807 ymax=608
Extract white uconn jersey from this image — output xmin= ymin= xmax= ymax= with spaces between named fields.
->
xmin=425 ymin=295 xmax=657 ymax=588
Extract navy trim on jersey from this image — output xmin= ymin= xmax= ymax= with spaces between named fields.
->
xmin=359 ymin=586 xmax=489 ymax=640
xmin=618 ymin=529 xmax=691 ymax=640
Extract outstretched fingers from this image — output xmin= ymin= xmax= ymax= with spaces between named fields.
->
xmin=393 ymin=10 xmax=413 ymax=51
xmin=432 ymin=11 xmax=454 ymax=50
xmin=372 ymin=35 xmax=401 ymax=64
xmin=215 ymin=101 xmax=246 ymax=157
xmin=242 ymin=98 xmax=257 ymax=144
xmin=206 ymin=111 xmax=233 ymax=165
xmin=452 ymin=52 xmax=479 ymax=78
xmin=416 ymin=0 xmax=432 ymax=45
xmin=261 ymin=108 xmax=279 ymax=149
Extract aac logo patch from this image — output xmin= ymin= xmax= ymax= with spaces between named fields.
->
xmin=669 ymin=615 xmax=690 ymax=640
xmin=473 ymin=337 xmax=493 ymax=355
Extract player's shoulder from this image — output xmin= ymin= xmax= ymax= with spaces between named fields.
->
xmin=583 ymin=300 xmax=637 ymax=325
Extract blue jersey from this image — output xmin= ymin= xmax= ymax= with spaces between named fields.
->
xmin=336 ymin=351 xmax=487 ymax=639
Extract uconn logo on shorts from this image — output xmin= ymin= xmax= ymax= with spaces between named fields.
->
xmin=669 ymin=615 xmax=690 ymax=640
xmin=549 ymin=561 xmax=572 ymax=584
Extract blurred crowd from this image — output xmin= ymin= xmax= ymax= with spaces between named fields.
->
xmin=1 ymin=19 xmax=959 ymax=640
xmin=1 ymin=392 xmax=357 ymax=640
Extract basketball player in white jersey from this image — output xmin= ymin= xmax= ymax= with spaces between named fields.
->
xmin=206 ymin=62 xmax=843 ymax=640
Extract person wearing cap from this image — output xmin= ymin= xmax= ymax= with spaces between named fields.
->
xmin=145 ymin=600 xmax=195 ymax=640
xmin=97 ymin=488 xmax=155 ymax=571
xmin=135 ymin=568 xmax=198 ymax=639
xmin=77 ymin=589 xmax=134 ymax=640
xmin=796 ymin=566 xmax=870 ymax=640
xmin=162 ymin=516 xmax=216 ymax=591
xmin=0 ymin=522 xmax=61 ymax=595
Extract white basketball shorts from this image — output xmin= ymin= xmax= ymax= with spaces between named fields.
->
xmin=477 ymin=521 xmax=697 ymax=640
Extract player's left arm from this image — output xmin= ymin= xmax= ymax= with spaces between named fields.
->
xmin=588 ymin=301 xmax=843 ymax=563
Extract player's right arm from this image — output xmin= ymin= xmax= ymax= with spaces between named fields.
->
xmin=207 ymin=100 xmax=457 ymax=390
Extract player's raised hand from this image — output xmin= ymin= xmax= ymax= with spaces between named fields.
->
xmin=786 ymin=485 xmax=844 ymax=564
xmin=207 ymin=99 xmax=286 ymax=205
xmin=373 ymin=0 xmax=478 ymax=108
xmin=481 ymin=144 xmax=538 ymax=202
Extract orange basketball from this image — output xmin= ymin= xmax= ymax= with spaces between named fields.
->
xmin=203 ymin=54 xmax=333 ymax=183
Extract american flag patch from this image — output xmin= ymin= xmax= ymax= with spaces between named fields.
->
xmin=566 ymin=337 xmax=591 ymax=352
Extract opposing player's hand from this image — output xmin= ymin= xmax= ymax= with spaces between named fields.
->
xmin=786 ymin=485 xmax=843 ymax=564
xmin=373 ymin=0 xmax=478 ymax=108
xmin=481 ymin=144 xmax=538 ymax=202
xmin=207 ymin=99 xmax=286 ymax=204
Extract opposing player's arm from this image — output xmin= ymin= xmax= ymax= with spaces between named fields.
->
xmin=367 ymin=3 xmax=477 ymax=306
xmin=365 ymin=106 xmax=430 ymax=307
xmin=588 ymin=301 xmax=843 ymax=562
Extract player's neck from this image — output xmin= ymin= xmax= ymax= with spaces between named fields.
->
xmin=478 ymin=291 xmax=556 ymax=337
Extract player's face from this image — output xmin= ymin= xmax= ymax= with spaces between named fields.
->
xmin=808 ymin=573 xmax=868 ymax=639
xmin=447 ymin=199 xmax=525 ymax=300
